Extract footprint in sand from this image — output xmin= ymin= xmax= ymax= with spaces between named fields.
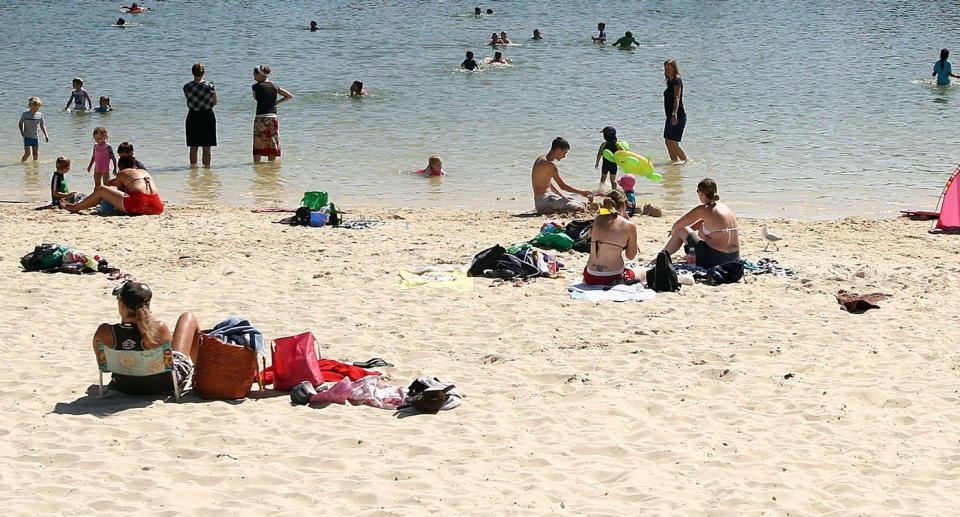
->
xmin=479 ymin=353 xmax=510 ymax=365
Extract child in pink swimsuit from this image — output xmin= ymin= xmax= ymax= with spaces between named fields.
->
xmin=87 ymin=126 xmax=117 ymax=187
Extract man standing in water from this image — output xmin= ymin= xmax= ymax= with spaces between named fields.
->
xmin=531 ymin=137 xmax=592 ymax=214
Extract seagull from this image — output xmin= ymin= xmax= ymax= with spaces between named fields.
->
xmin=762 ymin=223 xmax=783 ymax=251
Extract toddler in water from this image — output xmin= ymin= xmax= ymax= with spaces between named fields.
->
xmin=417 ymin=155 xmax=446 ymax=176
xmin=617 ymin=174 xmax=637 ymax=218
xmin=461 ymin=51 xmax=479 ymax=71
xmin=64 ymin=77 xmax=93 ymax=112
xmin=592 ymin=22 xmax=606 ymax=43
xmin=19 ymin=97 xmax=49 ymax=162
xmin=117 ymin=141 xmax=146 ymax=170
xmin=595 ymin=126 xmax=620 ymax=191
xmin=87 ymin=127 xmax=117 ymax=187
xmin=95 ymin=96 xmax=112 ymax=112
xmin=50 ymin=156 xmax=78 ymax=207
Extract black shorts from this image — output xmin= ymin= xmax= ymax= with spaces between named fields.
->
xmin=601 ymin=160 xmax=618 ymax=175
xmin=663 ymin=115 xmax=686 ymax=142
xmin=185 ymin=109 xmax=217 ymax=147
xmin=685 ymin=232 xmax=739 ymax=269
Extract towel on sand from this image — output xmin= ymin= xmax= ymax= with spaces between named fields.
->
xmin=836 ymin=290 xmax=892 ymax=313
xmin=399 ymin=269 xmax=473 ymax=290
xmin=568 ymin=280 xmax=656 ymax=302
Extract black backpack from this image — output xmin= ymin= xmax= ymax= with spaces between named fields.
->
xmin=468 ymin=244 xmax=506 ymax=277
xmin=20 ymin=243 xmax=62 ymax=272
xmin=646 ymin=250 xmax=680 ymax=292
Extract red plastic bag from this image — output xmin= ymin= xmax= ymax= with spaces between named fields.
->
xmin=269 ymin=332 xmax=325 ymax=391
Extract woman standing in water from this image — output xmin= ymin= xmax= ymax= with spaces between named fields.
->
xmin=183 ymin=62 xmax=218 ymax=167
xmin=663 ymin=58 xmax=687 ymax=163
xmin=251 ymin=65 xmax=293 ymax=163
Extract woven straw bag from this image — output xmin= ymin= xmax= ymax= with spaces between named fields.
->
xmin=192 ymin=333 xmax=259 ymax=400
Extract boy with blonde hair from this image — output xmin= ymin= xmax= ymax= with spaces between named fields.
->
xmin=19 ymin=97 xmax=49 ymax=162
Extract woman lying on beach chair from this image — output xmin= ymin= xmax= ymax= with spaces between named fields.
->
xmin=93 ymin=280 xmax=200 ymax=396
xmin=582 ymin=190 xmax=639 ymax=285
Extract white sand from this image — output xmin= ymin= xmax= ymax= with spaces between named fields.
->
xmin=1 ymin=204 xmax=957 ymax=515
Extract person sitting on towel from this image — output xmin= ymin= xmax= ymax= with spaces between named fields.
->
xmin=583 ymin=190 xmax=638 ymax=285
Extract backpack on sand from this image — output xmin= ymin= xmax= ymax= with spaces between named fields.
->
xmin=646 ymin=250 xmax=680 ymax=292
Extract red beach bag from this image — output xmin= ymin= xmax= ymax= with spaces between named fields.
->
xmin=269 ymin=332 xmax=325 ymax=391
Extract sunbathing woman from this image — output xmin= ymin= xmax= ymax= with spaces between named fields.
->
xmin=61 ymin=155 xmax=164 ymax=215
xmin=661 ymin=178 xmax=740 ymax=268
xmin=93 ymin=280 xmax=200 ymax=395
xmin=583 ymin=190 xmax=638 ymax=285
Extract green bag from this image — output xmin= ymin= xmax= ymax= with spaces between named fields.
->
xmin=301 ymin=191 xmax=329 ymax=211
xmin=534 ymin=232 xmax=574 ymax=251
xmin=327 ymin=202 xmax=341 ymax=227
xmin=39 ymin=245 xmax=71 ymax=269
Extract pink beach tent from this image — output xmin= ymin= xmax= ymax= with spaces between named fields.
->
xmin=933 ymin=164 xmax=960 ymax=233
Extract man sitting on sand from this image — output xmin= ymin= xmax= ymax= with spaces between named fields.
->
xmin=61 ymin=155 xmax=164 ymax=215
xmin=532 ymin=137 xmax=592 ymax=214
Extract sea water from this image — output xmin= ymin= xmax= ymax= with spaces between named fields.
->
xmin=1 ymin=0 xmax=958 ymax=219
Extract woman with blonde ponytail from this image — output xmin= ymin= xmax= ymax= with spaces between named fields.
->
xmin=661 ymin=178 xmax=740 ymax=268
xmin=583 ymin=190 xmax=639 ymax=285
xmin=92 ymin=281 xmax=202 ymax=395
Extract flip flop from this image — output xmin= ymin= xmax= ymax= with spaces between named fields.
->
xmin=352 ymin=358 xmax=394 ymax=368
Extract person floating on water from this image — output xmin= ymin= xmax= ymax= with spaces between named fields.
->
xmin=116 ymin=17 xmax=126 ymax=26
xmin=531 ymin=137 xmax=592 ymax=214
xmin=933 ymin=48 xmax=960 ymax=85
xmin=488 ymin=51 xmax=507 ymax=64
xmin=612 ymin=31 xmax=639 ymax=50
xmin=309 ymin=20 xmax=318 ymax=32
xmin=592 ymin=22 xmax=606 ymax=43
xmin=418 ymin=155 xmax=445 ymax=176
xmin=350 ymin=80 xmax=368 ymax=97
xmin=124 ymin=3 xmax=144 ymax=13
xmin=461 ymin=51 xmax=479 ymax=71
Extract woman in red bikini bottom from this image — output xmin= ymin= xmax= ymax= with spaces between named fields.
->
xmin=61 ymin=155 xmax=164 ymax=215
xmin=583 ymin=190 xmax=638 ymax=285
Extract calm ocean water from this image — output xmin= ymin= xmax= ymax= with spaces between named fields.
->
xmin=2 ymin=0 xmax=959 ymax=219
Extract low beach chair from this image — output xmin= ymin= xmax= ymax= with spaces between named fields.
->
xmin=96 ymin=342 xmax=180 ymax=401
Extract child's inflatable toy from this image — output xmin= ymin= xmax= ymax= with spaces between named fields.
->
xmin=602 ymin=141 xmax=662 ymax=182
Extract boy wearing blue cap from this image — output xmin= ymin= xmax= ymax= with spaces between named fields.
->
xmin=595 ymin=126 xmax=621 ymax=191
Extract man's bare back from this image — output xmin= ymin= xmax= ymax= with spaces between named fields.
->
xmin=531 ymin=154 xmax=559 ymax=198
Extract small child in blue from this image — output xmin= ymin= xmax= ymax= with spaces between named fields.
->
xmin=617 ymin=174 xmax=637 ymax=218
xmin=595 ymin=126 xmax=620 ymax=190
xmin=933 ymin=48 xmax=960 ymax=85
xmin=19 ymin=97 xmax=49 ymax=162
xmin=591 ymin=22 xmax=606 ymax=43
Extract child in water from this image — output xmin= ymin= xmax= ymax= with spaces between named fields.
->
xmin=461 ymin=51 xmax=479 ymax=71
xmin=488 ymin=32 xmax=502 ymax=46
xmin=933 ymin=48 xmax=960 ymax=85
xmin=488 ymin=51 xmax=507 ymax=64
xmin=532 ymin=29 xmax=542 ymax=40
xmin=64 ymin=78 xmax=93 ymax=112
xmin=309 ymin=20 xmax=318 ymax=31
xmin=87 ymin=126 xmax=117 ymax=187
xmin=595 ymin=126 xmax=620 ymax=191
xmin=418 ymin=155 xmax=445 ymax=176
xmin=617 ymin=174 xmax=637 ymax=218
xmin=499 ymin=31 xmax=511 ymax=44
xmin=592 ymin=22 xmax=606 ymax=43
xmin=19 ymin=97 xmax=49 ymax=162
xmin=95 ymin=96 xmax=112 ymax=112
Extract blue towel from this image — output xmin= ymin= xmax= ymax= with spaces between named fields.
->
xmin=208 ymin=317 xmax=264 ymax=355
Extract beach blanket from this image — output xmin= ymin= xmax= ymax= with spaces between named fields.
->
xmin=675 ymin=258 xmax=795 ymax=278
xmin=309 ymin=375 xmax=406 ymax=409
xmin=568 ymin=280 xmax=656 ymax=302
xmin=207 ymin=317 xmax=264 ymax=355
xmin=399 ymin=268 xmax=473 ymax=290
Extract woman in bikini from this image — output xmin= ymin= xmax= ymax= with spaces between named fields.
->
xmin=583 ymin=190 xmax=638 ymax=285
xmin=61 ymin=155 xmax=164 ymax=215
xmin=93 ymin=280 xmax=200 ymax=396
xmin=661 ymin=178 xmax=739 ymax=268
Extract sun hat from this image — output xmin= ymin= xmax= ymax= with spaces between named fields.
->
xmin=617 ymin=174 xmax=637 ymax=191
xmin=113 ymin=280 xmax=152 ymax=309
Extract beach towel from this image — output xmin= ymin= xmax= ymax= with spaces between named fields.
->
xmin=836 ymin=290 xmax=892 ymax=313
xmin=399 ymin=269 xmax=473 ymax=290
xmin=309 ymin=375 xmax=406 ymax=409
xmin=568 ymin=280 xmax=656 ymax=302
xmin=207 ymin=317 xmax=264 ymax=355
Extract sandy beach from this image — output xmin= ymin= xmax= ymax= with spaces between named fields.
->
xmin=1 ymin=203 xmax=958 ymax=515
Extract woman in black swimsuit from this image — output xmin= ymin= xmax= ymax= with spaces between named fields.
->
xmin=92 ymin=281 xmax=201 ymax=395
xmin=583 ymin=190 xmax=638 ymax=285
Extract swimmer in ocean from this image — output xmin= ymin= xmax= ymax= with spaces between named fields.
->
xmin=488 ymin=51 xmax=506 ymax=64
xmin=488 ymin=32 xmax=502 ymax=46
xmin=474 ymin=7 xmax=482 ymax=17
xmin=461 ymin=51 xmax=480 ymax=71
xmin=612 ymin=31 xmax=639 ymax=50
xmin=499 ymin=31 xmax=511 ymax=44
xmin=532 ymin=29 xmax=542 ymax=40
xmin=310 ymin=20 xmax=318 ymax=32
xmin=116 ymin=17 xmax=126 ymax=26
xmin=349 ymin=80 xmax=368 ymax=97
